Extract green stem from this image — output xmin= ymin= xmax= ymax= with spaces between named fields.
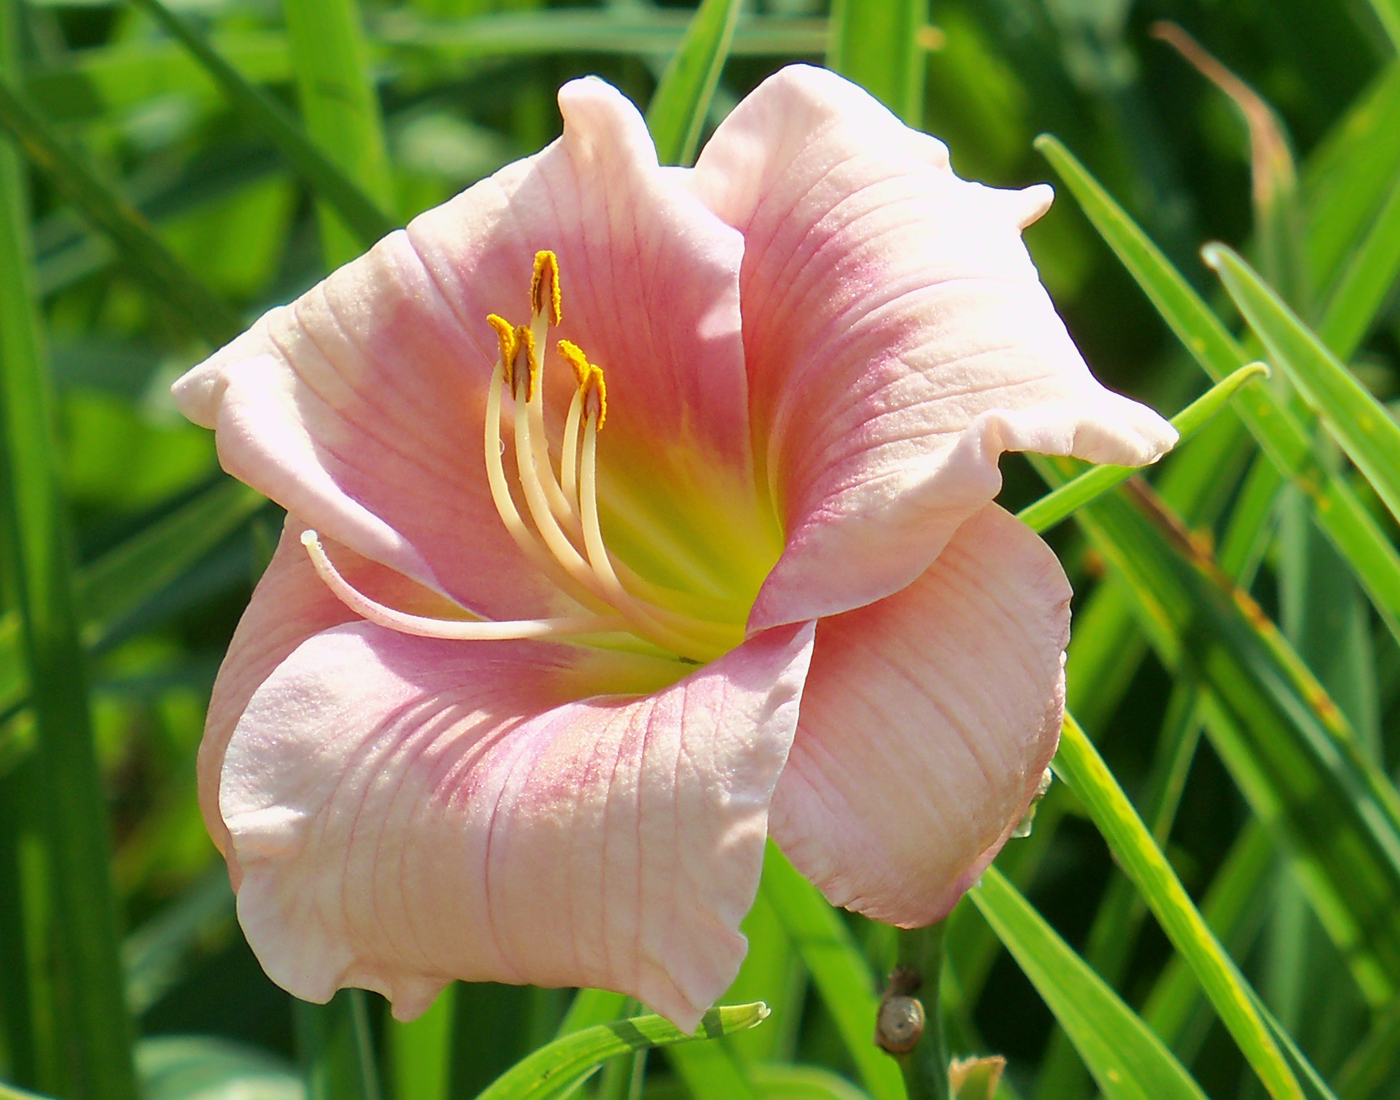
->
xmin=887 ymin=923 xmax=949 ymax=1100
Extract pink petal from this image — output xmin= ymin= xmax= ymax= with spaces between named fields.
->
xmin=219 ymin=619 xmax=814 ymax=1027
xmin=769 ymin=503 xmax=1068 ymax=926
xmin=174 ymin=77 xmax=764 ymax=616
xmin=687 ymin=64 xmax=1176 ymax=629
xmin=197 ymin=516 xmax=454 ymax=877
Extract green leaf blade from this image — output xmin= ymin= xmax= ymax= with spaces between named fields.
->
xmin=1035 ymin=459 xmax=1400 ymax=1008
xmin=1053 ymin=716 xmax=1303 ymax=1100
xmin=1206 ymin=243 xmax=1400 ymax=530
xmin=971 ymin=867 xmax=1208 ymax=1100
xmin=477 ymin=1003 xmax=769 ymax=1100
xmin=645 ymin=0 xmax=741 ymax=167
xmin=760 ymin=846 xmax=905 ymax=1100
xmin=0 ymin=12 xmax=138 ymax=1095
xmin=1037 ymin=133 xmax=1400 ymax=648
xmin=282 ymin=0 xmax=393 ymax=268
xmin=126 ymin=0 xmax=397 ymax=248
xmin=826 ymin=0 xmax=927 ymax=125
xmin=0 ymin=76 xmax=240 ymax=346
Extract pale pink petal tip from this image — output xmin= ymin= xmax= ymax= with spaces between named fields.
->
xmin=1011 ymin=183 xmax=1055 ymax=229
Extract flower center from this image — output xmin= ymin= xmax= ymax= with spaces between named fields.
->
xmin=301 ymin=251 xmax=748 ymax=664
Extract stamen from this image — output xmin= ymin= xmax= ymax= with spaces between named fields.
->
xmin=582 ymin=365 xmax=607 ymax=429
xmin=483 ymin=358 xmax=605 ymax=613
xmin=560 ymin=388 xmax=584 ymax=506
xmin=557 ymin=340 xmax=591 ymax=386
xmin=301 ymin=530 xmax=624 ymax=640
xmin=477 ymin=254 xmax=748 ymax=662
xmin=557 ymin=341 xmax=591 ymax=506
xmin=516 ymin=325 xmax=582 ymax=533
xmin=530 ymin=251 xmax=563 ymax=328
xmin=486 ymin=314 xmax=516 ymax=374
xmin=515 ymin=325 xmax=540 ymax=403
xmin=511 ymin=359 xmax=602 ymax=590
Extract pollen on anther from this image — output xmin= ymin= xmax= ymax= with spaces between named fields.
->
xmin=584 ymin=365 xmax=607 ymax=429
xmin=557 ymin=340 xmax=591 ymax=388
xmin=486 ymin=313 xmax=517 ymax=368
xmin=515 ymin=324 xmax=540 ymax=401
xmin=530 ymin=251 xmax=563 ymax=327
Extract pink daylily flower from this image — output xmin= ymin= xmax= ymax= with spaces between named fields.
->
xmin=174 ymin=64 xmax=1176 ymax=1028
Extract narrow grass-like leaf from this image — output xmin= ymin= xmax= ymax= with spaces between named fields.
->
xmin=0 ymin=76 xmax=240 ymax=346
xmin=1034 ymin=136 xmax=1243 ymax=375
xmin=1336 ymin=998 xmax=1400 ymax=1100
xmin=0 ymin=18 xmax=137 ymax=1097
xmin=22 ymin=11 xmax=825 ymax=105
xmin=760 ymin=846 xmax=904 ymax=1100
xmin=1053 ymin=715 xmax=1302 ymax=1100
xmin=724 ymin=886 xmax=803 ymax=1063
xmin=826 ymin=0 xmax=927 ymax=125
xmin=283 ymin=0 xmax=393 ymax=267
xmin=970 ymin=867 xmax=1207 ymax=1100
xmin=77 ymin=480 xmax=265 ymax=640
xmin=667 ymin=1040 xmax=760 ymax=1100
xmin=0 ymin=762 xmax=44 ymax=1084
xmin=644 ymin=1065 xmax=874 ymax=1100
xmin=1304 ymin=62 xmax=1400 ymax=299
xmin=0 ymin=479 xmax=266 ymax=720
xmin=1315 ymin=171 xmax=1400 ymax=354
xmin=736 ymin=1065 xmax=873 ymax=1100
xmin=645 ymin=0 xmax=740 ymax=166
xmin=1363 ymin=0 xmax=1400 ymax=53
xmin=24 ymin=31 xmax=292 ymax=122
xmin=122 ymin=866 xmax=236 ymax=1016
xmin=1217 ymin=454 xmax=1283 ymax=579
xmin=1037 ymin=134 xmax=1400 ymax=645
xmin=388 ymin=989 xmax=454 ymax=1100
xmin=1033 ymin=683 xmax=1204 ymax=1100
xmin=1041 ymin=460 xmax=1400 ymax=1006
xmin=1245 ymin=991 xmax=1343 ymax=1100
xmin=1207 ymin=243 xmax=1400 ymax=528
xmin=1151 ymin=22 xmax=1307 ymax=311
xmin=0 ymin=1083 xmax=52 ymax=1100
xmin=126 ymin=0 xmax=396 ymax=248
xmin=557 ymin=990 xmax=631 ymax=1038
xmin=1017 ymin=361 xmax=1267 ymax=534
xmin=1142 ymin=822 xmax=1271 ymax=1057
xmin=137 ymin=1036 xmax=305 ymax=1100
xmin=376 ymin=11 xmax=826 ymax=60
xmin=477 ymin=1003 xmax=768 ymax=1100
xmin=296 ymin=991 xmax=381 ymax=1100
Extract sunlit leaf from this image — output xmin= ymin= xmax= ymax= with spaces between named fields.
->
xmin=477 ymin=1003 xmax=769 ymax=1100
xmin=971 ymin=867 xmax=1208 ymax=1100
xmin=645 ymin=0 xmax=740 ymax=166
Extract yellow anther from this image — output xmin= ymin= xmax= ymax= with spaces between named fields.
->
xmin=583 ymin=365 xmax=607 ymax=429
xmin=515 ymin=324 xmax=539 ymax=401
xmin=487 ymin=313 xmax=517 ymax=369
xmin=557 ymin=340 xmax=591 ymax=388
xmin=531 ymin=251 xmax=563 ymax=327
